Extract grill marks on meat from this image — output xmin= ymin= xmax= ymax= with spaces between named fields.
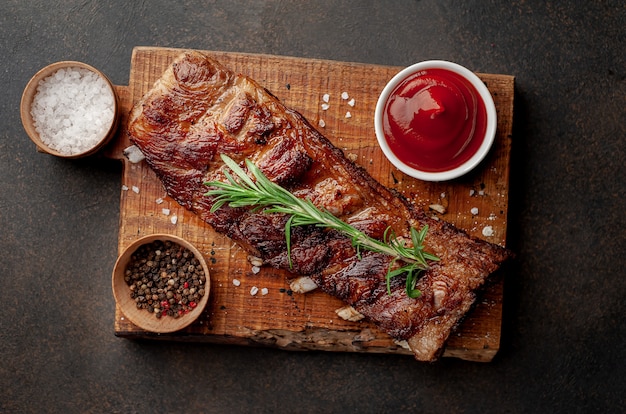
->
xmin=127 ymin=51 xmax=512 ymax=361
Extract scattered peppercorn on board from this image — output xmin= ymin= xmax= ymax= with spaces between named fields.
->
xmin=105 ymin=46 xmax=514 ymax=362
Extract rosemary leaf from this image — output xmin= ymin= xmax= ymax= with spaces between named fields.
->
xmin=205 ymin=154 xmax=439 ymax=298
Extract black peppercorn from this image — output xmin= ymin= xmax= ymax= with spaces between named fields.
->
xmin=124 ymin=240 xmax=206 ymax=319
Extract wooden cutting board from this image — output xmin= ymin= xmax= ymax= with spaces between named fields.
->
xmin=107 ymin=46 xmax=514 ymax=362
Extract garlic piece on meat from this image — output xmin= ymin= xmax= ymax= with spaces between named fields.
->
xmin=432 ymin=281 xmax=449 ymax=310
xmin=247 ymin=255 xmax=264 ymax=267
xmin=429 ymin=204 xmax=447 ymax=214
xmin=335 ymin=306 xmax=365 ymax=322
xmin=290 ymin=276 xmax=318 ymax=293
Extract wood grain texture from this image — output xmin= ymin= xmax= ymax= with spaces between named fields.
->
xmin=107 ymin=47 xmax=514 ymax=362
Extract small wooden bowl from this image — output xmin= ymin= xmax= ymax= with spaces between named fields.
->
xmin=112 ymin=234 xmax=211 ymax=333
xmin=20 ymin=61 xmax=119 ymax=158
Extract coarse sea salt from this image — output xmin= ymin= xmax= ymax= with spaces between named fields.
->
xmin=482 ymin=226 xmax=494 ymax=237
xmin=30 ymin=67 xmax=115 ymax=156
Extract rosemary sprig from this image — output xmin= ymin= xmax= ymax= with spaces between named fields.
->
xmin=205 ymin=154 xmax=439 ymax=298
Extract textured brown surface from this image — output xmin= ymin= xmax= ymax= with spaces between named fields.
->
xmin=109 ymin=47 xmax=514 ymax=361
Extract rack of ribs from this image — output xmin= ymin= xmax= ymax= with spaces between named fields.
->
xmin=127 ymin=51 xmax=512 ymax=361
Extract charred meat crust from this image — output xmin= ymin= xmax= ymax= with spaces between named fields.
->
xmin=127 ymin=51 xmax=512 ymax=361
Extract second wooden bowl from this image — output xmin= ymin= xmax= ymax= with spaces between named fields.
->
xmin=112 ymin=234 xmax=211 ymax=333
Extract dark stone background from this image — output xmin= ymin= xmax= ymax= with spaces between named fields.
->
xmin=1 ymin=1 xmax=624 ymax=412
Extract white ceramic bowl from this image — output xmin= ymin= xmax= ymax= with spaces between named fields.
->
xmin=374 ymin=60 xmax=497 ymax=181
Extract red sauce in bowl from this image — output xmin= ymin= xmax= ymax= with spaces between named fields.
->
xmin=381 ymin=68 xmax=488 ymax=173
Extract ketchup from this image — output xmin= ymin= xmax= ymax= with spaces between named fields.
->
xmin=382 ymin=68 xmax=488 ymax=172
